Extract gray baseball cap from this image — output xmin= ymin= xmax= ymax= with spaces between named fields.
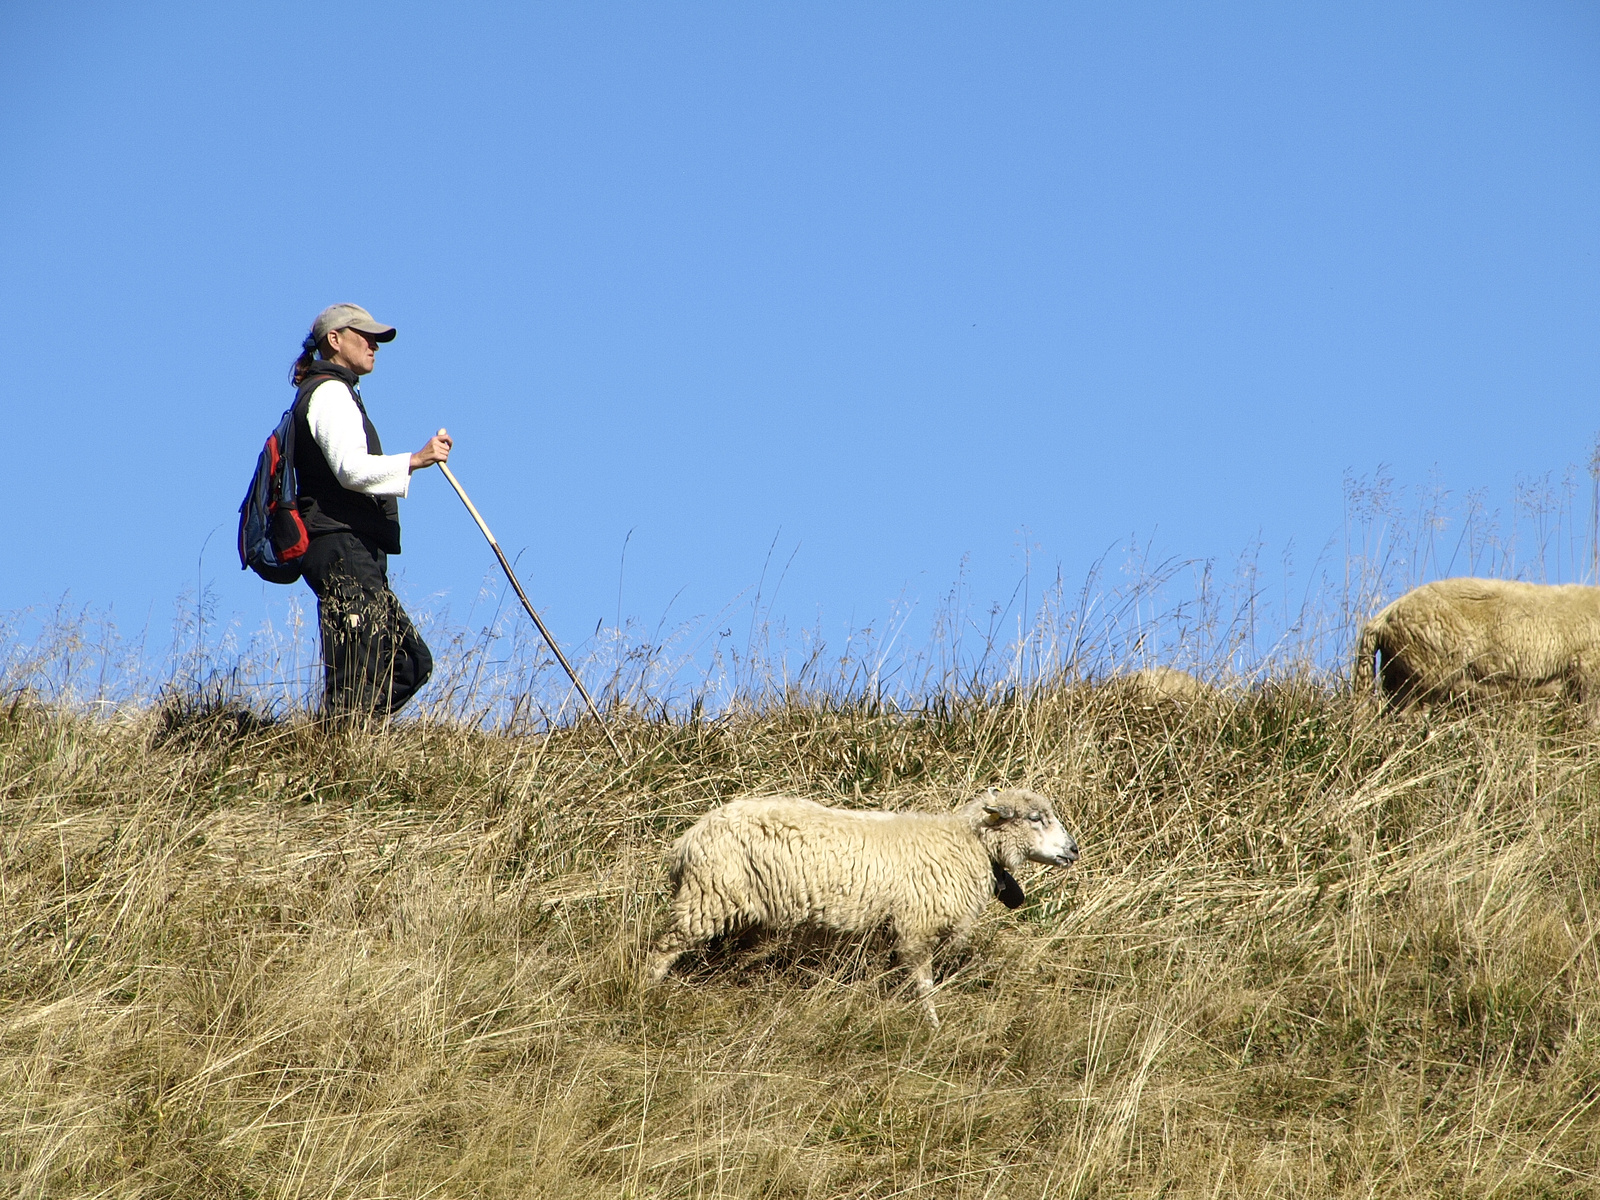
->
xmin=311 ymin=303 xmax=396 ymax=343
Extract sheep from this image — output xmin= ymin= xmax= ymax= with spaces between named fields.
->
xmin=643 ymin=788 xmax=1079 ymax=1025
xmin=1354 ymin=577 xmax=1600 ymax=715
xmin=1110 ymin=666 xmax=1215 ymax=708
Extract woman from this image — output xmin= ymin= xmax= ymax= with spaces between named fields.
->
xmin=288 ymin=303 xmax=452 ymax=718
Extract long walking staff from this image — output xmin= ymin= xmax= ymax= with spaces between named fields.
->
xmin=438 ymin=462 xmax=627 ymax=764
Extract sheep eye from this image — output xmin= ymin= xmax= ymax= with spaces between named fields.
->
xmin=1027 ymin=813 xmax=1044 ymax=823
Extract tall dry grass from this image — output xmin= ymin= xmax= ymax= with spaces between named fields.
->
xmin=3 ymin=676 xmax=1598 ymax=1197
xmin=5 ymin=463 xmax=1600 ymax=1196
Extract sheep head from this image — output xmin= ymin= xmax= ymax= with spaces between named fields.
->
xmin=966 ymin=787 xmax=1080 ymax=872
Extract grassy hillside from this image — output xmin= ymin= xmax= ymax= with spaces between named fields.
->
xmin=3 ymin=682 xmax=1599 ymax=1198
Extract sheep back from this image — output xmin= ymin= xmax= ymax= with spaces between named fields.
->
xmin=1112 ymin=666 xmax=1215 ymax=707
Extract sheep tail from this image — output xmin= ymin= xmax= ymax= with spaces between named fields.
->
xmin=1353 ymin=619 xmax=1381 ymax=703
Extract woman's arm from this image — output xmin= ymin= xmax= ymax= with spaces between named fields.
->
xmin=306 ymin=381 xmax=412 ymax=497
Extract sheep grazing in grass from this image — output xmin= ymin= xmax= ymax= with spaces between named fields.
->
xmin=1355 ymin=578 xmax=1600 ymax=715
xmin=1112 ymin=666 xmax=1215 ymax=708
xmin=644 ymin=788 xmax=1079 ymax=1026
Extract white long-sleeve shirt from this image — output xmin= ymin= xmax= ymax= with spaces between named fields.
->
xmin=305 ymin=379 xmax=411 ymax=498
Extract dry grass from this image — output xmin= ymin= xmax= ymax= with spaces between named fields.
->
xmin=3 ymin=680 xmax=1600 ymax=1198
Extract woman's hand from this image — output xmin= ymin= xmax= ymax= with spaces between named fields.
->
xmin=409 ymin=429 xmax=453 ymax=473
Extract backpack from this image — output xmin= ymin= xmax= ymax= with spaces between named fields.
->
xmin=237 ymin=401 xmax=311 ymax=583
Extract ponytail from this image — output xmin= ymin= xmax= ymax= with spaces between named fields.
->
xmin=288 ymin=331 xmax=321 ymax=386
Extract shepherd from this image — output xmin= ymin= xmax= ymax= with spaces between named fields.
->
xmin=288 ymin=303 xmax=454 ymax=719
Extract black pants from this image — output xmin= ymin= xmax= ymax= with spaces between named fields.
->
xmin=301 ymin=531 xmax=433 ymax=718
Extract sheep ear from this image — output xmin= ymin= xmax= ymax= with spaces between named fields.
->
xmin=983 ymin=803 xmax=1015 ymax=824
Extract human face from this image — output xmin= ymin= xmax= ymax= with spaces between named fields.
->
xmin=324 ymin=327 xmax=379 ymax=375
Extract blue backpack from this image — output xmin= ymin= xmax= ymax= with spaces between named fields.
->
xmin=237 ymin=402 xmax=311 ymax=584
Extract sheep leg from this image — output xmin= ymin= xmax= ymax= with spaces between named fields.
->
xmin=895 ymin=933 xmax=941 ymax=1028
xmin=645 ymin=876 xmax=733 ymax=986
xmin=1570 ymin=672 xmax=1600 ymax=727
xmin=643 ymin=927 xmax=692 ymax=986
xmin=945 ymin=915 xmax=978 ymax=956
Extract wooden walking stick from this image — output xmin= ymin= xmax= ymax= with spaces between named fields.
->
xmin=438 ymin=462 xmax=626 ymax=763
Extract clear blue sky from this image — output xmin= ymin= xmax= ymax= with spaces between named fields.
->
xmin=3 ymin=3 xmax=1597 ymax=665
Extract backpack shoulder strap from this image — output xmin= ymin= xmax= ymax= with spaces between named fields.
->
xmin=280 ymin=372 xmax=340 ymax=495
xmin=295 ymin=371 xmax=335 ymax=409
xmin=294 ymin=369 xmax=367 ymax=420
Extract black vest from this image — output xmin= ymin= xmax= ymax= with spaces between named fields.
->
xmin=292 ymin=363 xmax=403 ymax=553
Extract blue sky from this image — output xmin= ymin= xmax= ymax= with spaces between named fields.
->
xmin=2 ymin=3 xmax=1597 ymax=672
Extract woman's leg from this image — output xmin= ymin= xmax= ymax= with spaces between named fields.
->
xmin=301 ymin=533 xmax=432 ymax=717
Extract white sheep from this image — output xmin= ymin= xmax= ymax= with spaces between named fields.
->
xmin=643 ymin=787 xmax=1079 ymax=1025
xmin=1354 ymin=578 xmax=1600 ymax=715
xmin=1110 ymin=666 xmax=1216 ymax=707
